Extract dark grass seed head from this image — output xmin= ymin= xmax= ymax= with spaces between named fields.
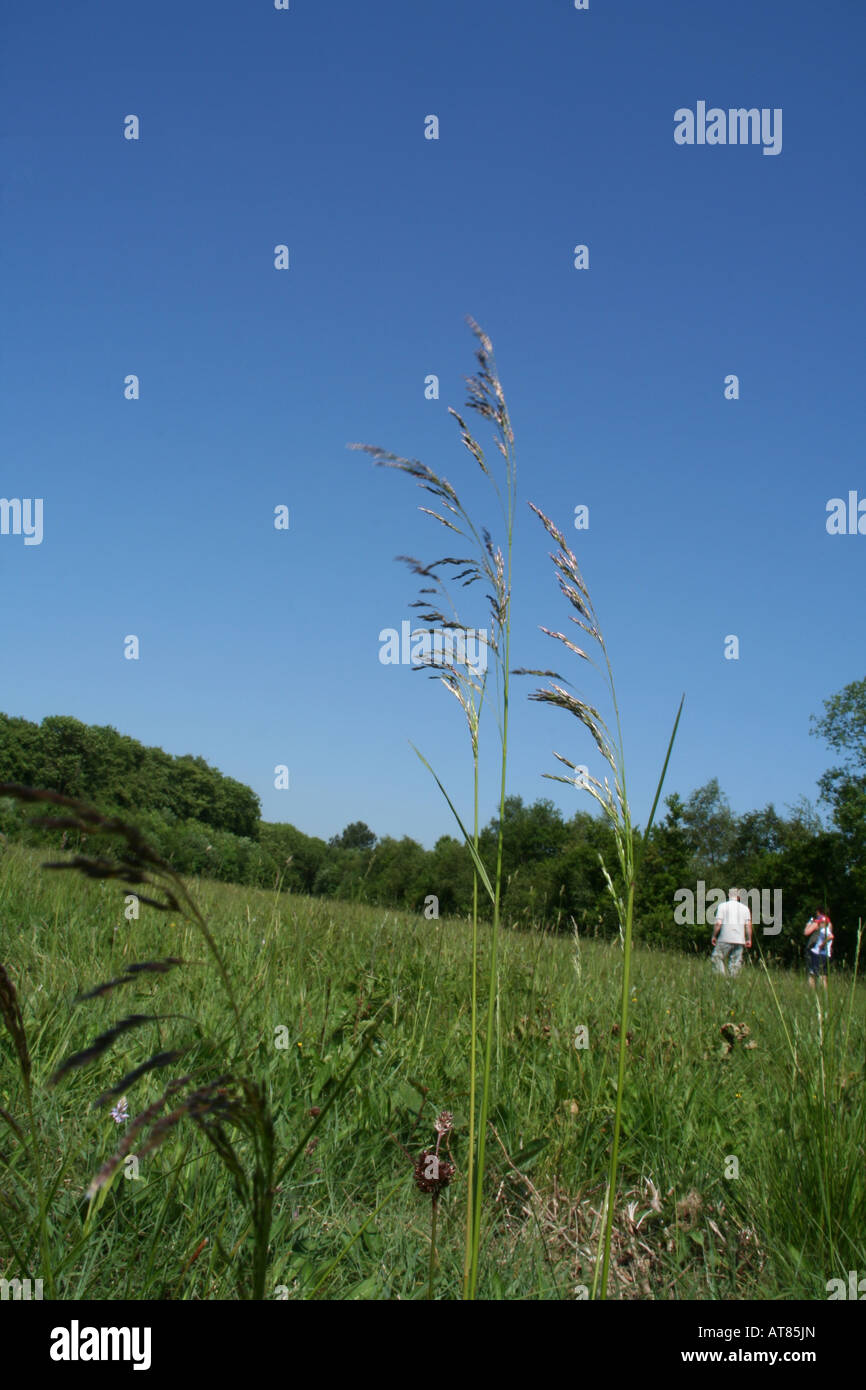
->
xmin=414 ymin=1149 xmax=456 ymax=1197
xmin=0 ymin=962 xmax=31 ymax=1082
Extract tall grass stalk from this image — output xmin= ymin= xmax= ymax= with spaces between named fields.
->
xmin=842 ymin=917 xmax=863 ymax=1061
xmin=0 ymin=961 xmax=56 ymax=1297
xmin=351 ymin=319 xmax=516 ymax=1299
xmin=522 ymin=506 xmax=682 ymax=1297
xmin=428 ymin=1194 xmax=440 ymax=1299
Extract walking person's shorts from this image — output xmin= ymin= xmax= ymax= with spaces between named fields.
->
xmin=712 ymin=943 xmax=744 ymax=975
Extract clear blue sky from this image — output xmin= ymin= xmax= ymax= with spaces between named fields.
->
xmin=2 ymin=0 xmax=864 ymax=847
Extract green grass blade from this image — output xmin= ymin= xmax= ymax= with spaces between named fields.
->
xmin=410 ymin=743 xmax=496 ymax=905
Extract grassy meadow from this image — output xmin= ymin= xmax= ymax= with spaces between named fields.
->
xmin=1 ymin=839 xmax=863 ymax=1301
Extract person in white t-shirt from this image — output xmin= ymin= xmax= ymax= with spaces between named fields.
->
xmin=710 ymin=888 xmax=752 ymax=976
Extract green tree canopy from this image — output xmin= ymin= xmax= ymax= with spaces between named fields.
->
xmin=329 ymin=821 xmax=377 ymax=851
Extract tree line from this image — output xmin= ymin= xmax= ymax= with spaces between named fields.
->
xmin=1 ymin=683 xmax=863 ymax=967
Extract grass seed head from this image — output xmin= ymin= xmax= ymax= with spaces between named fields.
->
xmin=414 ymin=1148 xmax=456 ymax=1197
xmin=0 ymin=962 xmax=31 ymax=1083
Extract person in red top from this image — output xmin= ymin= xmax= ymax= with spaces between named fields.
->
xmin=804 ymin=911 xmax=833 ymax=990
